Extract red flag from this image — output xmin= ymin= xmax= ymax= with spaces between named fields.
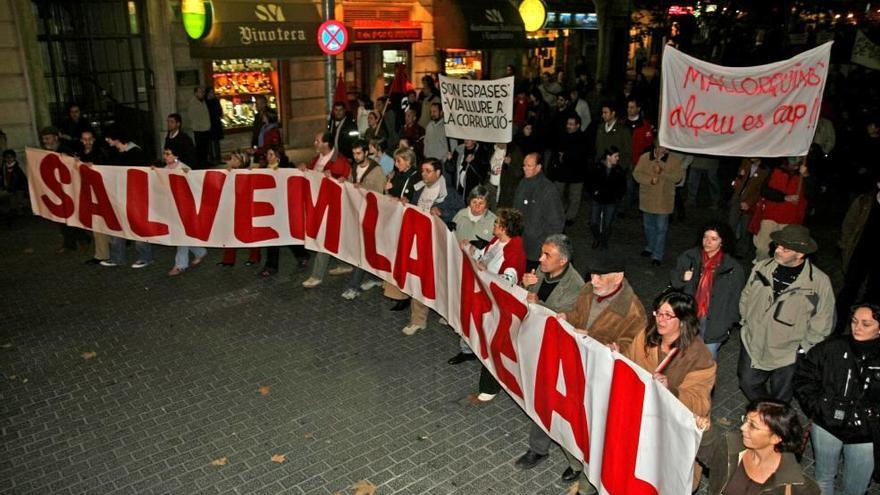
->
xmin=388 ymin=63 xmax=413 ymax=95
xmin=333 ymin=73 xmax=348 ymax=110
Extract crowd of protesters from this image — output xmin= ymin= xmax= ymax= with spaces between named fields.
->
xmin=2 ymin=58 xmax=880 ymax=494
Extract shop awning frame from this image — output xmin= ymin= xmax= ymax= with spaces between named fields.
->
xmin=188 ymin=1 xmax=323 ymax=59
xmin=434 ymin=0 xmax=528 ymax=50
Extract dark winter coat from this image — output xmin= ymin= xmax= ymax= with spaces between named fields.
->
xmin=590 ymin=162 xmax=627 ymax=205
xmin=669 ymin=247 xmax=745 ymax=344
xmin=547 ymin=129 xmax=589 ymax=183
xmin=794 ymin=335 xmax=880 ymax=444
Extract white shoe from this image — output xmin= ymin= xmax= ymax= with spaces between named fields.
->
xmin=438 ymin=318 xmax=449 ymax=326
xmin=328 ymin=266 xmax=353 ymax=276
xmin=402 ymin=324 xmax=425 ymax=336
xmin=131 ymin=260 xmax=150 ymax=269
xmin=302 ymin=277 xmax=322 ymax=288
xmin=360 ymin=279 xmax=383 ymax=291
xmin=99 ymin=260 xmax=118 ymax=267
xmin=341 ymin=288 xmax=359 ymax=300
xmin=476 ymin=393 xmax=497 ymax=402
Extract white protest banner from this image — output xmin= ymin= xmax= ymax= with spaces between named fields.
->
xmin=659 ymin=43 xmax=832 ymax=157
xmin=852 ymin=30 xmax=880 ymax=70
xmin=439 ymin=75 xmax=514 ymax=143
xmin=27 ymin=148 xmax=703 ymax=494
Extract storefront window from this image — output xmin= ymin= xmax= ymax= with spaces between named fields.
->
xmin=443 ymin=50 xmax=482 ymax=79
xmin=382 ymin=49 xmax=409 ymax=85
xmin=211 ymin=58 xmax=279 ymax=130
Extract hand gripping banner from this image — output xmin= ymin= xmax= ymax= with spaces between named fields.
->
xmin=27 ymin=149 xmax=703 ymax=494
xmin=659 ymin=42 xmax=832 ymax=157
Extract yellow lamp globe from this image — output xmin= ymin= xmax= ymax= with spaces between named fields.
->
xmin=182 ymin=0 xmax=212 ymax=40
xmin=519 ymin=0 xmax=546 ymax=32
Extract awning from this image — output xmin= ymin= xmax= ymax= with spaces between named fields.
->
xmin=434 ymin=0 xmax=527 ymax=50
xmin=188 ymin=1 xmax=323 ymax=59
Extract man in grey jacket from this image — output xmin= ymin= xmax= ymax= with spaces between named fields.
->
xmin=512 ymin=152 xmax=566 ymax=271
xmin=738 ymin=225 xmax=835 ymax=402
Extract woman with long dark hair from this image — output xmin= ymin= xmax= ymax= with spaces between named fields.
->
xmin=613 ymin=290 xmax=716 ymax=418
xmin=669 ymin=221 xmax=745 ymax=360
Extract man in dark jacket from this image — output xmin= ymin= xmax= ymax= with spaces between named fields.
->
xmin=548 ymin=115 xmax=589 ymax=226
xmin=250 ymin=95 xmax=268 ymax=147
xmin=164 ymin=113 xmax=196 ymax=167
xmin=512 ymin=152 xmax=565 ymax=271
xmin=328 ymin=102 xmax=359 ymax=160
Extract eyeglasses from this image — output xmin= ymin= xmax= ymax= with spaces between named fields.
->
xmin=740 ymin=415 xmax=771 ymax=432
xmin=652 ymin=311 xmax=678 ymax=321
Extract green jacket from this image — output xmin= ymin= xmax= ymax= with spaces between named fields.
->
xmin=739 ymin=259 xmax=835 ymax=370
xmin=700 ymin=430 xmax=819 ymax=495
xmin=527 ymin=264 xmax=585 ymax=313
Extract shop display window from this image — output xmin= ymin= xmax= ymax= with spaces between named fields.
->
xmin=443 ymin=50 xmax=482 ymax=79
xmin=212 ymin=58 xmax=279 ymax=130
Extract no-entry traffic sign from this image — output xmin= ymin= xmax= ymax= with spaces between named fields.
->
xmin=317 ymin=20 xmax=348 ymax=55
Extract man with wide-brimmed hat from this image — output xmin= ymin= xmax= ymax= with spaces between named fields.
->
xmin=738 ymin=224 xmax=835 ymax=403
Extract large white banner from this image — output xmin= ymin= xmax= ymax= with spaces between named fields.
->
xmin=659 ymin=43 xmax=832 ymax=157
xmin=27 ymin=148 xmax=702 ymax=494
xmin=439 ymin=75 xmax=514 ymax=143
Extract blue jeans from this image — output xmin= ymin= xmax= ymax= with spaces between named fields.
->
xmin=175 ymin=246 xmax=207 ymax=269
xmin=590 ymin=203 xmax=617 ymax=240
xmin=698 ymin=317 xmax=721 ymax=361
xmin=812 ymin=423 xmax=873 ymax=495
xmin=642 ymin=212 xmax=670 ymax=261
xmin=109 ymin=237 xmax=152 ymax=265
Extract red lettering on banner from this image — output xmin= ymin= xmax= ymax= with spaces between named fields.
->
xmin=126 ymin=169 xmax=169 ymax=237
xmin=287 ymin=176 xmax=342 ymax=253
xmin=233 ymin=174 xmax=279 ymax=243
xmin=601 ymin=360 xmax=658 ymax=495
xmin=459 ymin=257 xmax=492 ymax=358
xmin=39 ymin=154 xmax=74 ymax=218
xmin=772 ymin=103 xmax=808 ymax=132
xmin=534 ymin=317 xmax=590 ymax=461
xmin=78 ymin=165 xmax=121 ymax=230
xmin=361 ymin=192 xmax=391 ymax=272
xmin=392 ymin=208 xmax=436 ymax=299
xmin=683 ymin=63 xmax=825 ymax=97
xmin=487 ymin=283 xmax=528 ymax=399
xmin=668 ymin=95 xmax=736 ymax=137
xmin=169 ymin=171 xmax=226 ymax=241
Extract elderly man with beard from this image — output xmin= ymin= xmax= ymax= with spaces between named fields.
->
xmin=515 ymin=252 xmax=646 ymax=495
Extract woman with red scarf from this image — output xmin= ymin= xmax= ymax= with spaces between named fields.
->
xmin=669 ymin=222 xmax=745 ymax=360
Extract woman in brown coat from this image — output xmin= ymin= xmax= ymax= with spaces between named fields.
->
xmin=614 ymin=289 xmax=716 ymax=417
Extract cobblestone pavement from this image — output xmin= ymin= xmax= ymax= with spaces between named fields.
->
xmin=0 ymin=202 xmax=875 ymax=495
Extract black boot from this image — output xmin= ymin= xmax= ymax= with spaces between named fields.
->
xmin=390 ymin=299 xmax=411 ymax=311
xmin=590 ymin=224 xmax=601 ymax=249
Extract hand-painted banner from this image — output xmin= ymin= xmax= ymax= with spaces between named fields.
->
xmin=852 ymin=30 xmax=880 ymax=70
xmin=439 ymin=75 xmax=514 ymax=143
xmin=27 ymin=148 xmax=702 ymax=494
xmin=659 ymin=43 xmax=832 ymax=157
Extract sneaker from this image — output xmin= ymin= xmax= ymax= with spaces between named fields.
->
xmin=401 ymin=324 xmax=425 ymax=336
xmin=131 ymin=260 xmax=150 ymax=269
xmin=328 ymin=266 xmax=353 ymax=276
xmin=341 ymin=288 xmax=359 ymax=300
xmin=168 ymin=267 xmax=184 ymax=276
xmin=302 ymin=277 xmax=322 ymax=288
xmin=360 ymin=279 xmax=384 ymax=291
xmin=99 ymin=260 xmax=118 ymax=267
xmin=438 ymin=318 xmax=449 ymax=326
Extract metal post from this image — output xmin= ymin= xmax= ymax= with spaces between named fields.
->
xmin=323 ymin=0 xmax=335 ymax=115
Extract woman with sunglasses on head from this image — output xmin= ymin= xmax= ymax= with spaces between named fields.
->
xmin=794 ymin=303 xmax=880 ymax=495
xmin=698 ymin=400 xmax=819 ymax=494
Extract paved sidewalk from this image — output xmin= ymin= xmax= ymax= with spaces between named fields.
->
xmin=0 ymin=203 xmax=873 ymax=494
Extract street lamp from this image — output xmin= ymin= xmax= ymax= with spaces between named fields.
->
xmin=519 ymin=0 xmax=547 ymax=33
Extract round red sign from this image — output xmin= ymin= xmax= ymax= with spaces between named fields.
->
xmin=317 ymin=20 xmax=349 ymax=56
